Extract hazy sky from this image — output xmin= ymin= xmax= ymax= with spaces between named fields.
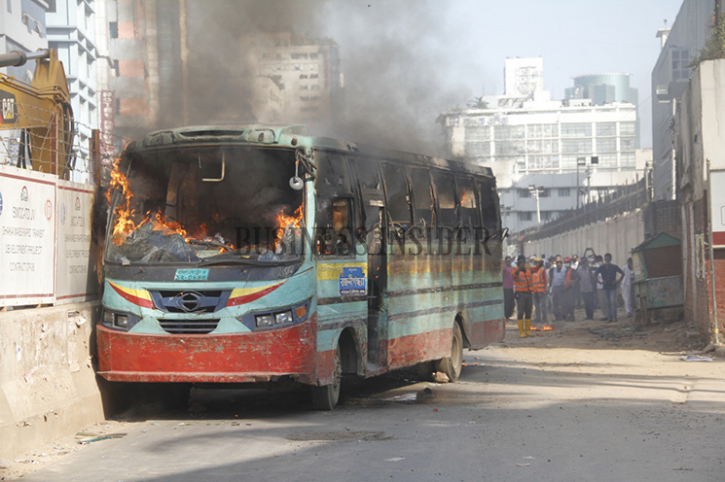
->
xmin=321 ymin=0 xmax=687 ymax=150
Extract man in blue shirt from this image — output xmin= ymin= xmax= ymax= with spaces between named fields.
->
xmin=595 ymin=253 xmax=624 ymax=322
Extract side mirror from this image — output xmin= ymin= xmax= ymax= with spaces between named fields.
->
xmin=289 ymin=176 xmax=303 ymax=190
xmin=289 ymin=158 xmax=304 ymax=190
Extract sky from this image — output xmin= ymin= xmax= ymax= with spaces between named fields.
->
xmin=181 ymin=0 xmax=689 ymax=155
xmin=320 ymin=0 xmax=687 ymax=151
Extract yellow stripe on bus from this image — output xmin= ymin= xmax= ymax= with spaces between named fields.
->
xmin=316 ymin=262 xmax=368 ymax=280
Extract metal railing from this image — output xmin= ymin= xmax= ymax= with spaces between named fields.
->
xmin=521 ymin=173 xmax=652 ymax=242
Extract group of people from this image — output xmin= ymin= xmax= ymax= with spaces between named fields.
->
xmin=502 ymin=250 xmax=636 ymax=338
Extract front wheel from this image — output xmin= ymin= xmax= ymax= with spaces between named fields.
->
xmin=311 ymin=347 xmax=342 ymax=410
xmin=434 ymin=323 xmax=463 ymax=382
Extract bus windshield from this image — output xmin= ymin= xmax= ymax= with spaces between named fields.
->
xmin=104 ymin=146 xmax=304 ymax=266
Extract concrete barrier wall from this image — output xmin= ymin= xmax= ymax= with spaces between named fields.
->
xmin=0 ymin=302 xmax=104 ymax=460
xmin=523 ymin=209 xmax=645 ymax=266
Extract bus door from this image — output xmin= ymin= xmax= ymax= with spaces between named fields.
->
xmin=353 ymin=159 xmax=388 ymax=371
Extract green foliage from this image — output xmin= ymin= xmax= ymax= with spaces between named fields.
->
xmin=690 ymin=11 xmax=725 ymax=67
xmin=467 ymin=96 xmax=489 ymax=109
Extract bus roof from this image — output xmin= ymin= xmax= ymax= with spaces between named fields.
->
xmin=133 ymin=124 xmax=494 ymax=179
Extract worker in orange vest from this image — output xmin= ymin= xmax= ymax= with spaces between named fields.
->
xmin=530 ymin=257 xmax=548 ymax=326
xmin=511 ymin=254 xmax=533 ymax=337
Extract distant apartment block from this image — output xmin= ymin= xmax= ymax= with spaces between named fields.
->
xmin=253 ymin=32 xmax=343 ymax=123
xmin=439 ymin=57 xmax=641 ymax=233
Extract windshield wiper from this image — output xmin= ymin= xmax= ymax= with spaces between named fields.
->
xmin=197 ymin=251 xmax=301 ymax=267
xmin=188 ymin=239 xmax=233 ymax=251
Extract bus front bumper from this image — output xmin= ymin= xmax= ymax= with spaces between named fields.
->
xmin=96 ymin=319 xmax=318 ymax=385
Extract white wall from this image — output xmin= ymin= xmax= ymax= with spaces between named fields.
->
xmin=523 ymin=208 xmax=645 ymax=267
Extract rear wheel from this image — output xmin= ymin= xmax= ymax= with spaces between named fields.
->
xmin=311 ymin=347 xmax=342 ymax=410
xmin=434 ymin=323 xmax=463 ymax=382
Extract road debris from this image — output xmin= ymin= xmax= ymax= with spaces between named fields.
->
xmin=680 ymin=355 xmax=713 ymax=362
xmin=432 ymin=371 xmax=450 ymax=383
xmin=76 ymin=433 xmax=127 ymax=445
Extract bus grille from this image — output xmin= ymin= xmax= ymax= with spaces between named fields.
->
xmin=158 ymin=319 xmax=220 ymax=335
xmin=152 ymin=290 xmax=226 ymax=314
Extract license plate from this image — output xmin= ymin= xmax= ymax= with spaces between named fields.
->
xmin=174 ymin=269 xmax=209 ymax=281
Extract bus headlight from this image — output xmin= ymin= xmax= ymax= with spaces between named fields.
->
xmin=101 ymin=310 xmax=136 ymax=331
xmin=255 ymin=314 xmax=274 ymax=327
xmin=275 ymin=311 xmax=293 ymax=325
xmin=114 ymin=314 xmax=129 ymax=329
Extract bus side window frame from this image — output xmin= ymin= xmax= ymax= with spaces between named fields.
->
xmin=350 ymin=156 xmax=384 ymax=240
xmin=430 ymin=170 xmax=459 ymax=239
xmin=455 ymin=174 xmax=479 ymax=242
xmin=477 ymin=177 xmax=502 ymax=238
xmin=381 ymin=162 xmax=413 ymax=242
xmin=408 ymin=167 xmax=435 ymax=240
xmin=317 ymin=196 xmax=355 ymax=258
xmin=314 ymin=151 xmax=356 ymax=258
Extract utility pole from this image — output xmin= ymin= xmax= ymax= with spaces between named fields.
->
xmin=576 ymin=157 xmax=586 ymax=210
xmin=529 ymin=185 xmax=542 ymax=225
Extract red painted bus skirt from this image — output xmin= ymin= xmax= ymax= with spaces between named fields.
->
xmin=96 ymin=317 xmax=318 ymax=385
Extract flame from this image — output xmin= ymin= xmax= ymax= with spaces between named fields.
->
xmin=105 ymin=159 xmax=229 ymax=249
xmin=530 ymin=324 xmax=554 ymax=331
xmin=274 ymin=205 xmax=303 ymax=250
xmin=461 ymin=190 xmax=475 ymax=209
xmin=106 ymin=158 xmax=138 ymax=246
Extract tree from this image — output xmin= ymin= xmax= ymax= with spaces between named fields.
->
xmin=467 ymin=96 xmax=489 ymax=109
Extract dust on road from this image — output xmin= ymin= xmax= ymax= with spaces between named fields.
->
xmin=3 ymin=311 xmax=724 ymax=482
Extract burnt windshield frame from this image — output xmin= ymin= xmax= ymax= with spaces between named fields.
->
xmin=103 ymin=145 xmax=305 ymax=267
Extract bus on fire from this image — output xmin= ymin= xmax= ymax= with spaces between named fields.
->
xmin=97 ymin=125 xmax=506 ymax=409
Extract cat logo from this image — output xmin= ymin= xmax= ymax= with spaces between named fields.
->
xmin=0 ymin=91 xmax=17 ymax=124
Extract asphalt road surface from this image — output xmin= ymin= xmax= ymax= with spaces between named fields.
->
xmin=6 ymin=314 xmax=725 ymax=482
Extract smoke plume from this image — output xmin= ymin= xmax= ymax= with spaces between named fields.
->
xmin=157 ymin=0 xmax=471 ymax=157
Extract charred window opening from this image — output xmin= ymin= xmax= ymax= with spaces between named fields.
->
xmin=431 ymin=171 xmax=457 ymax=230
xmin=409 ymin=168 xmax=434 ymax=240
xmin=353 ymin=158 xmax=384 ymax=233
xmin=315 ymin=152 xmax=354 ymax=256
xmin=456 ymin=176 xmax=478 ymax=239
xmin=477 ymin=178 xmax=501 ymax=235
xmin=105 ymin=147 xmax=304 ymax=265
xmin=382 ymin=164 xmax=412 ymax=238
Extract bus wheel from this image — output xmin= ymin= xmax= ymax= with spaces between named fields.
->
xmin=435 ymin=323 xmax=463 ymax=382
xmin=311 ymin=347 xmax=342 ymax=410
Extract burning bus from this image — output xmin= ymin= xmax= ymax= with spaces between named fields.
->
xmin=97 ymin=125 xmax=505 ymax=409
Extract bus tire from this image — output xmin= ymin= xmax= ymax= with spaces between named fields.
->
xmin=435 ymin=323 xmax=463 ymax=382
xmin=311 ymin=347 xmax=342 ymax=410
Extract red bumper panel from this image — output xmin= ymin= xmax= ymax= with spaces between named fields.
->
xmin=97 ymin=317 xmax=317 ymax=384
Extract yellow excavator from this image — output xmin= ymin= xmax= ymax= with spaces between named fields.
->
xmin=0 ymin=48 xmax=75 ymax=177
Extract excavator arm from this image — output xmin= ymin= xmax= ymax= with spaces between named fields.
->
xmin=0 ymin=49 xmax=75 ymax=177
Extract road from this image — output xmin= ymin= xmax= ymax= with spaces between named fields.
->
xmin=5 ymin=314 xmax=725 ymax=482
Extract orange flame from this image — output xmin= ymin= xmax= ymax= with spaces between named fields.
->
xmin=274 ymin=205 xmax=303 ymax=250
xmin=530 ymin=324 xmax=554 ymax=331
xmin=106 ymin=159 xmax=217 ymax=247
xmin=106 ymin=159 xmax=297 ymax=253
xmin=106 ymin=158 xmax=138 ymax=245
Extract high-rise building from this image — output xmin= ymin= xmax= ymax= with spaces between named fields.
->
xmin=0 ymin=0 xmax=48 ymax=79
xmin=652 ymin=0 xmax=712 ymax=201
xmin=253 ymin=32 xmax=344 ymax=123
xmin=47 ymin=0 xmax=98 ymax=182
xmin=439 ymin=57 xmax=641 ymax=233
xmin=0 ymin=0 xmax=49 ymax=166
